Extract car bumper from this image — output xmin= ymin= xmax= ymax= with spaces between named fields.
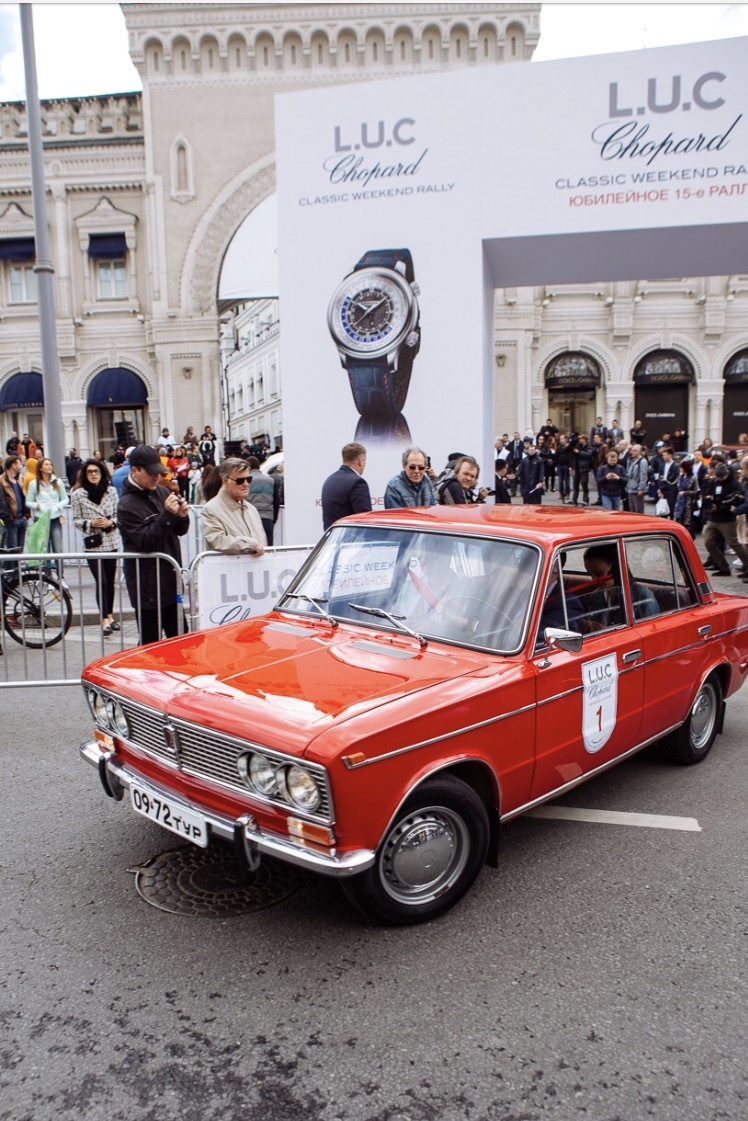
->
xmin=79 ymin=739 xmax=375 ymax=878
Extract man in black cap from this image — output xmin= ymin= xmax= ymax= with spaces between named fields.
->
xmin=117 ymin=445 xmax=190 ymax=644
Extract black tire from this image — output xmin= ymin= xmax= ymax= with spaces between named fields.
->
xmin=342 ymin=774 xmax=490 ymax=925
xmin=3 ymin=571 xmax=73 ymax=649
xmin=660 ymin=675 xmax=722 ymax=765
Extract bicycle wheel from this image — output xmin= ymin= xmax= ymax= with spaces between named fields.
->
xmin=2 ymin=570 xmax=73 ymax=648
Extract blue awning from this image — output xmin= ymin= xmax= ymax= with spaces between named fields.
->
xmin=0 ymin=238 xmax=35 ymax=260
xmin=0 ymin=372 xmax=44 ymax=411
xmin=87 ymin=367 xmax=147 ymax=407
xmin=88 ymin=233 xmax=127 ymax=259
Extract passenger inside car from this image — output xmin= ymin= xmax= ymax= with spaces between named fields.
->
xmin=582 ymin=544 xmax=625 ymax=630
xmin=537 ymin=553 xmax=585 ymax=641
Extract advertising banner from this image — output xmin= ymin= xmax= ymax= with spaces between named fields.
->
xmin=191 ymin=548 xmax=313 ymax=630
xmin=275 ymin=37 xmax=748 ymax=545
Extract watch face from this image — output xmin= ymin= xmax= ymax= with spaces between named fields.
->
xmin=328 ymin=266 xmax=418 ymax=359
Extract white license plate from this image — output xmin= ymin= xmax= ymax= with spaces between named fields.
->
xmin=129 ymin=782 xmax=208 ymax=848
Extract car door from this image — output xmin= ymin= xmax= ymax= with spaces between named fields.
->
xmin=530 ymin=541 xmax=646 ymax=802
xmin=621 ymin=534 xmax=713 ymax=740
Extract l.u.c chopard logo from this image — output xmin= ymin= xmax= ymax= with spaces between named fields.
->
xmin=592 ymin=69 xmax=742 ymax=165
xmin=323 ymin=117 xmax=428 ymax=186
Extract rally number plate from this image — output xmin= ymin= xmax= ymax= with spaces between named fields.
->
xmin=129 ymin=782 xmax=208 ymax=848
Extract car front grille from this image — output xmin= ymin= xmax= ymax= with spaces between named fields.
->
xmin=117 ymin=697 xmax=333 ymax=823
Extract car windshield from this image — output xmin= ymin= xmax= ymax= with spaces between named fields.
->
xmin=279 ymin=525 xmax=540 ymax=653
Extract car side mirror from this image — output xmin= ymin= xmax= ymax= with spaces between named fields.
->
xmin=544 ymin=627 xmax=583 ymax=654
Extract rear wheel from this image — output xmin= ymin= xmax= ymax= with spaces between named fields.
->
xmin=342 ymin=775 xmax=490 ymax=925
xmin=660 ymin=676 xmax=722 ymax=765
xmin=2 ymin=571 xmax=73 ymax=648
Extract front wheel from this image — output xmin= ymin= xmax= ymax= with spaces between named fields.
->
xmin=342 ymin=775 xmax=490 ymax=925
xmin=660 ymin=676 xmax=722 ymax=765
xmin=2 ymin=571 xmax=73 ymax=648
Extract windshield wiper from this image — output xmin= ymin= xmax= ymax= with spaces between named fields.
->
xmin=281 ymin=592 xmax=338 ymax=628
xmin=347 ymin=603 xmax=427 ymax=648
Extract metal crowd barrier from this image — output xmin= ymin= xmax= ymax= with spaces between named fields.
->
xmin=0 ymin=550 xmax=185 ymax=689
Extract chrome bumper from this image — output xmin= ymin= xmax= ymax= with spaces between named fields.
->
xmin=79 ymin=740 xmax=375 ymax=878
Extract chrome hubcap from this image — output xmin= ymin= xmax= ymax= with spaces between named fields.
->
xmin=380 ymin=807 xmax=469 ymax=904
xmin=690 ymin=684 xmax=716 ymax=750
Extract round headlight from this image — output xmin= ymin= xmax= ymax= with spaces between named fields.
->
xmin=248 ymin=753 xmax=277 ymax=796
xmin=91 ymin=691 xmax=109 ymax=725
xmin=110 ymin=701 xmax=130 ymax=739
xmin=285 ymin=765 xmax=321 ymax=812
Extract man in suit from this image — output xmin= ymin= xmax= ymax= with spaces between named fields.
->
xmin=321 ymin=442 xmax=372 ymax=530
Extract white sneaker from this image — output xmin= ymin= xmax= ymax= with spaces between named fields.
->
xmin=734 ymin=559 xmax=744 ymax=570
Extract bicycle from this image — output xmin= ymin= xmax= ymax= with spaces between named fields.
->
xmin=1 ymin=548 xmax=73 ymax=648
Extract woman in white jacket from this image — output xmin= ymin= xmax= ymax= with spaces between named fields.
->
xmin=26 ymin=457 xmax=70 ymax=572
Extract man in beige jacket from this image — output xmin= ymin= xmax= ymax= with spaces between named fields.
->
xmin=201 ymin=457 xmax=266 ymax=555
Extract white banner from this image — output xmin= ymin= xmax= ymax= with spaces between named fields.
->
xmin=275 ymin=36 xmax=748 ymax=545
xmin=191 ymin=548 xmax=313 ymax=631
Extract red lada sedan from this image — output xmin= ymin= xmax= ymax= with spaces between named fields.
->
xmin=80 ymin=507 xmax=748 ymax=924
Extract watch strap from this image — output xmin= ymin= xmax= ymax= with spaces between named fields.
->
xmin=347 ymin=357 xmax=412 ymax=418
xmin=353 ymin=248 xmax=415 ymax=283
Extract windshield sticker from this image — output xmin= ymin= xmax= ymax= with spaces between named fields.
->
xmin=330 ymin=543 xmax=399 ymax=596
xmin=582 ymin=653 xmax=618 ymax=753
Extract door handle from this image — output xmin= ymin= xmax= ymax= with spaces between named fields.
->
xmin=622 ymin=649 xmax=642 ymax=664
xmin=698 ymin=625 xmax=712 ymax=637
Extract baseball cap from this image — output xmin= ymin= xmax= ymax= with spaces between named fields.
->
xmin=129 ymin=445 xmax=167 ymax=474
xmin=125 ymin=446 xmax=137 ymax=460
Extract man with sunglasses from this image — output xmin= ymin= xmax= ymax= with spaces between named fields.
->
xmin=201 ymin=457 xmax=266 ymax=555
xmin=384 ymin=447 xmax=436 ymax=509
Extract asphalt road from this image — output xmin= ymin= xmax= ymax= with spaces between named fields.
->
xmin=1 ymin=669 xmax=746 ymax=1121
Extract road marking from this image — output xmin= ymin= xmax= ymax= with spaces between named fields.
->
xmin=527 ymin=806 xmax=701 ymax=832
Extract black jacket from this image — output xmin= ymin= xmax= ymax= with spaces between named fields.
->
xmin=321 ymin=465 xmax=372 ymax=530
xmin=117 ymin=476 xmax=189 ymax=608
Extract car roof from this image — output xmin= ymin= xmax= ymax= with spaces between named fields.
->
xmin=341 ymin=504 xmax=690 ymax=549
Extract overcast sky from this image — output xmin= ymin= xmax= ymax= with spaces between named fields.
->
xmin=0 ymin=3 xmax=747 ymax=101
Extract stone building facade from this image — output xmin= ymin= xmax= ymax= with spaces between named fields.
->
xmin=1 ymin=2 xmax=745 ymax=461
xmin=0 ymin=2 xmax=539 ymax=459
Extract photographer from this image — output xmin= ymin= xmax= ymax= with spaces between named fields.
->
xmin=117 ymin=445 xmax=190 ymax=644
xmin=702 ymin=463 xmax=748 ymax=579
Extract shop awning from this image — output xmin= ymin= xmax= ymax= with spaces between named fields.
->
xmin=0 ymin=372 xmax=44 ymax=411
xmin=88 ymin=233 xmax=127 ymax=259
xmin=87 ymin=368 xmax=147 ymax=406
xmin=0 ymin=238 xmax=35 ymax=260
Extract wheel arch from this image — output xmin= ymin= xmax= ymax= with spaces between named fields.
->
xmin=390 ymin=757 xmax=501 ymax=869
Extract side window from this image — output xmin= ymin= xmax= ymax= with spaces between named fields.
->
xmin=623 ymin=536 xmax=698 ymax=618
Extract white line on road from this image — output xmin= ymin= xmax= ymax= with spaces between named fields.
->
xmin=527 ymin=806 xmax=702 ymax=831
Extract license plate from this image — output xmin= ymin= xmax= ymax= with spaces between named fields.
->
xmin=129 ymin=782 xmax=208 ymax=848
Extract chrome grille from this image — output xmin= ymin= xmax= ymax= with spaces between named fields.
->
xmin=117 ymin=698 xmax=332 ymax=822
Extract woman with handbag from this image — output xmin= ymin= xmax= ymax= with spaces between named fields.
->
xmin=26 ymin=457 xmax=69 ymax=574
xmin=71 ymin=459 xmax=120 ymax=635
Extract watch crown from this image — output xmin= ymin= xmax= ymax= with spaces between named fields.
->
xmin=410 ymin=282 xmax=421 ymax=297
xmin=405 ymin=330 xmax=420 ymax=349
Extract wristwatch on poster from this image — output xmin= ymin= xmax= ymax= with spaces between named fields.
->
xmin=327 ymin=248 xmax=421 ymax=421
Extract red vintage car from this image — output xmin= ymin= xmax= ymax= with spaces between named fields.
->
xmin=80 ymin=507 xmax=748 ymax=924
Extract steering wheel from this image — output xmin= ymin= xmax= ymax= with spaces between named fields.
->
xmin=442 ymin=594 xmax=515 ymax=642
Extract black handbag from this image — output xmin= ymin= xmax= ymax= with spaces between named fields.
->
xmin=83 ymin=532 xmax=103 ymax=549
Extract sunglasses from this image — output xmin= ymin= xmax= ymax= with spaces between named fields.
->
xmin=232 ymin=476 xmax=251 ymax=484
xmin=406 ymin=464 xmax=426 ymax=471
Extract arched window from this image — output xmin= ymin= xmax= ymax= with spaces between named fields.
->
xmin=545 ymin=352 xmax=601 ymax=388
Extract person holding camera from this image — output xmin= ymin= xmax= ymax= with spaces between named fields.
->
xmin=117 ymin=445 xmax=190 ymax=644
xmin=702 ymin=462 xmax=748 ymax=579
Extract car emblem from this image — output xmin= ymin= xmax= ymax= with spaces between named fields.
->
xmin=163 ymin=723 xmax=181 ymax=762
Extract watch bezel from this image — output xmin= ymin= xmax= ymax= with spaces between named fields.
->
xmin=327 ymin=265 xmax=419 ymax=360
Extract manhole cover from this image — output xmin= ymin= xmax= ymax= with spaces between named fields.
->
xmin=131 ymin=845 xmax=304 ymax=916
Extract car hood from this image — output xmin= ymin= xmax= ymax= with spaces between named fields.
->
xmin=83 ymin=614 xmax=507 ymax=754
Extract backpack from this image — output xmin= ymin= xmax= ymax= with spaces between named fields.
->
xmin=433 ymin=468 xmax=457 ymax=504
